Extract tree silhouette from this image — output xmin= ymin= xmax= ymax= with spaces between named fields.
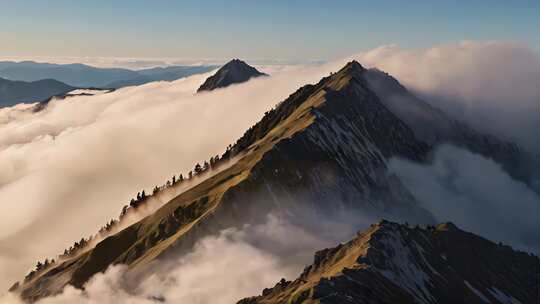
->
xmin=194 ymin=163 xmax=202 ymax=174
xmin=120 ymin=205 xmax=129 ymax=217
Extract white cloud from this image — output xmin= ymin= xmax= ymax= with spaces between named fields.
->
xmin=355 ymin=41 xmax=540 ymax=154
xmin=389 ymin=145 xmax=540 ymax=253
xmin=2 ymin=215 xmax=358 ymax=304
xmin=0 ymin=61 xmax=343 ymax=291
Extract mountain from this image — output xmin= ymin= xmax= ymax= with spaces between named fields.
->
xmin=0 ymin=62 xmax=138 ymax=87
xmin=10 ymin=61 xmax=527 ymax=302
xmin=361 ymin=68 xmax=523 ymax=181
xmin=197 ymin=59 xmax=267 ymax=92
xmin=0 ymin=77 xmax=74 ymax=107
xmin=0 ymin=61 xmax=215 ymax=88
xmin=104 ymin=65 xmax=217 ymax=89
xmin=239 ymin=220 xmax=539 ymax=304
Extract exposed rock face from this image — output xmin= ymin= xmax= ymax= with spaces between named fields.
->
xmin=197 ymin=59 xmax=267 ymax=92
xmin=362 ymin=68 xmax=523 ymax=181
xmin=238 ymin=221 xmax=540 ymax=304
xmin=12 ymin=61 xmax=531 ymax=302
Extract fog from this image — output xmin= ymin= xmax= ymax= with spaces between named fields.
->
xmin=355 ymin=41 xmax=540 ymax=155
xmin=0 ymin=61 xmax=343 ymax=291
xmin=2 ymin=214 xmax=365 ymax=304
xmin=389 ymin=145 xmax=540 ymax=254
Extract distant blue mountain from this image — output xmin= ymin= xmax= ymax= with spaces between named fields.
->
xmin=105 ymin=65 xmax=217 ymax=88
xmin=0 ymin=77 xmax=74 ymax=107
xmin=0 ymin=61 xmax=217 ymax=88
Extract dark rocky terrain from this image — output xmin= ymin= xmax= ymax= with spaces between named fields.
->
xmin=239 ymin=221 xmax=539 ymax=304
xmin=197 ymin=59 xmax=267 ymax=92
xmin=10 ymin=61 xmax=532 ymax=303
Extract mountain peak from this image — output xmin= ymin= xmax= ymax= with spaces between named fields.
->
xmin=240 ymin=221 xmax=539 ymax=304
xmin=335 ymin=60 xmax=366 ymax=77
xmin=343 ymin=60 xmax=366 ymax=71
xmin=197 ymin=59 xmax=267 ymax=92
xmin=436 ymin=222 xmax=460 ymax=232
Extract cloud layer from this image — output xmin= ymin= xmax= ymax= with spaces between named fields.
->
xmin=2 ymin=215 xmax=361 ymax=304
xmin=355 ymin=41 xmax=540 ymax=155
xmin=389 ymin=145 xmax=540 ymax=253
xmin=0 ymin=62 xmax=341 ymax=291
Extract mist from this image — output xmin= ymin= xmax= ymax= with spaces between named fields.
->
xmin=0 ymin=61 xmax=345 ymax=291
xmin=2 ymin=214 xmax=366 ymax=304
xmin=355 ymin=41 xmax=540 ymax=156
xmin=389 ymin=145 xmax=540 ymax=254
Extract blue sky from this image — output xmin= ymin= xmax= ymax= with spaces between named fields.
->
xmin=1 ymin=0 xmax=538 ymax=61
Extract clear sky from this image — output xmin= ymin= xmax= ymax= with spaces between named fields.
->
xmin=1 ymin=0 xmax=539 ymax=61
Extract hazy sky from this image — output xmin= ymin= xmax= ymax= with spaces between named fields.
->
xmin=1 ymin=0 xmax=539 ymax=61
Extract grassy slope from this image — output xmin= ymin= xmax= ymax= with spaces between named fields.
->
xmin=19 ymin=63 xmax=357 ymax=301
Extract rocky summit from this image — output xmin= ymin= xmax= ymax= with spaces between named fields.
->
xmin=197 ymin=59 xmax=267 ymax=92
xmin=239 ymin=221 xmax=540 ymax=304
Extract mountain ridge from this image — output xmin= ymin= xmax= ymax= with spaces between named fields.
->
xmin=238 ymin=220 xmax=539 ymax=304
xmin=10 ymin=61 xmax=531 ymax=302
xmin=0 ymin=77 xmax=75 ymax=107
xmin=0 ymin=61 xmax=216 ymax=89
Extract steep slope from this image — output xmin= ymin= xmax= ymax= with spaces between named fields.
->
xmin=238 ymin=221 xmax=539 ymax=304
xmin=13 ymin=61 xmax=436 ymax=301
xmin=197 ymin=59 xmax=267 ymax=92
xmin=0 ymin=77 xmax=74 ymax=107
xmin=362 ymin=69 xmax=523 ymax=180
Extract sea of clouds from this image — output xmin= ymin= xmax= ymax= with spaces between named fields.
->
xmin=1 ymin=41 xmax=539 ymax=302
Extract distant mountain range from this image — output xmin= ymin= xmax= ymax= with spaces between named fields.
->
xmin=0 ymin=61 xmax=217 ymax=89
xmin=240 ymin=221 xmax=539 ymax=304
xmin=10 ymin=60 xmax=537 ymax=303
xmin=197 ymin=59 xmax=267 ymax=92
xmin=0 ymin=77 xmax=74 ymax=107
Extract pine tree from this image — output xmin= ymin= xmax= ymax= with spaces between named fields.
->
xmin=172 ymin=175 xmax=176 ymax=184
xmin=194 ymin=163 xmax=202 ymax=174
xmin=120 ymin=205 xmax=129 ymax=217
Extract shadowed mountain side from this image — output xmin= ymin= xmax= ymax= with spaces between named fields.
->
xmin=362 ymin=69 xmax=524 ymax=182
xmin=238 ymin=221 xmax=539 ymax=304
